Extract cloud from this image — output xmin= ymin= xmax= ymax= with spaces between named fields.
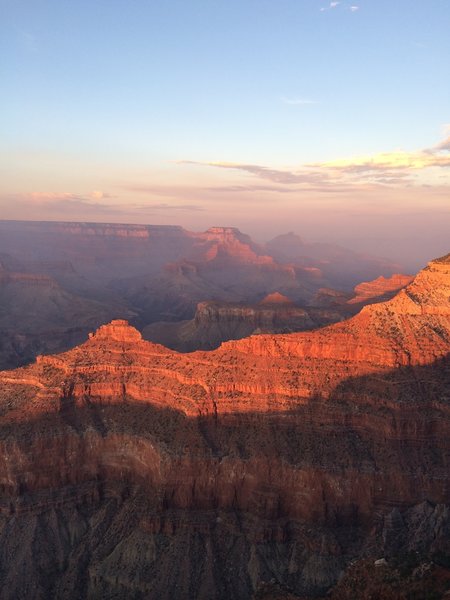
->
xmin=205 ymin=162 xmax=306 ymax=184
xmin=432 ymin=135 xmax=450 ymax=152
xmin=309 ymin=150 xmax=450 ymax=174
xmin=204 ymin=184 xmax=298 ymax=194
xmin=281 ymin=96 xmax=317 ymax=106
xmin=320 ymin=2 xmax=359 ymax=12
xmin=0 ymin=192 xmax=204 ymax=217
xmin=180 ymin=160 xmax=313 ymax=184
xmin=178 ymin=160 xmax=373 ymax=194
xmin=135 ymin=203 xmax=204 ymax=212
xmin=179 ymin=133 xmax=450 ymax=195
xmin=4 ymin=192 xmax=121 ymax=212
xmin=90 ymin=190 xmax=116 ymax=200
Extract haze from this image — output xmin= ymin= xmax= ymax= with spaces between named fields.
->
xmin=1 ymin=0 xmax=450 ymax=271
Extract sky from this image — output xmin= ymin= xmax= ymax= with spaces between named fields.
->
xmin=1 ymin=0 xmax=450 ymax=269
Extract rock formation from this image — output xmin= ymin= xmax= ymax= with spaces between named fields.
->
xmin=265 ymin=231 xmax=403 ymax=287
xmin=0 ymin=266 xmax=131 ymax=370
xmin=348 ymin=273 xmax=414 ymax=304
xmin=259 ymin=292 xmax=293 ymax=305
xmin=0 ymin=221 xmax=396 ymax=327
xmin=142 ymin=296 xmax=316 ymax=351
xmin=0 ymin=256 xmax=449 ymax=598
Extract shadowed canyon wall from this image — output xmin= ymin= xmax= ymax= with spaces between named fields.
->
xmin=0 ymin=255 xmax=449 ymax=598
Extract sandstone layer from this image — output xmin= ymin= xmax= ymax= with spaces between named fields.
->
xmin=347 ymin=273 xmax=414 ymax=304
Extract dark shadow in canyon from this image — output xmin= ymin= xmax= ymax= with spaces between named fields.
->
xmin=1 ymin=355 xmax=450 ymax=598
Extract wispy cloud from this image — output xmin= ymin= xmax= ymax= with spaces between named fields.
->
xmin=179 ymin=160 xmax=311 ymax=184
xmin=0 ymin=192 xmax=204 ymax=218
xmin=320 ymin=2 xmax=359 ymax=12
xmin=320 ymin=1 xmax=340 ymax=11
xmin=179 ymin=132 xmax=450 ymax=195
xmin=135 ymin=203 xmax=204 ymax=212
xmin=309 ymin=150 xmax=450 ymax=173
xmin=204 ymin=184 xmax=298 ymax=194
xmin=19 ymin=192 xmax=116 ymax=208
xmin=432 ymin=135 xmax=450 ymax=153
xmin=281 ymin=96 xmax=318 ymax=106
xmin=178 ymin=160 xmax=370 ymax=194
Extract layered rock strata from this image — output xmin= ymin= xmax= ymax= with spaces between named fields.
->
xmin=142 ymin=297 xmax=317 ymax=351
xmin=348 ymin=273 xmax=414 ymax=304
xmin=0 ymin=257 xmax=449 ymax=598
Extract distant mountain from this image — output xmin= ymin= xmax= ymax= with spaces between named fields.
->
xmin=0 ymin=264 xmax=132 ymax=369
xmin=122 ymin=227 xmax=326 ymax=323
xmin=266 ymin=231 xmax=403 ymax=287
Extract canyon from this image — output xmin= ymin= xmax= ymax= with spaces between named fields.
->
xmin=143 ymin=274 xmax=413 ymax=352
xmin=0 ymin=253 xmax=449 ymax=598
xmin=0 ymin=220 xmax=409 ymax=368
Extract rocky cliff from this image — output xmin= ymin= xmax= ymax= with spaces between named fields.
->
xmin=0 ymin=267 xmax=130 ymax=370
xmin=0 ymin=257 xmax=449 ymax=598
xmin=142 ymin=296 xmax=317 ymax=351
xmin=348 ymin=273 xmax=414 ymax=304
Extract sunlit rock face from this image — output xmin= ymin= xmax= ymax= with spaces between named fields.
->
xmin=0 ymin=256 xmax=450 ymax=598
xmin=347 ymin=273 xmax=414 ymax=304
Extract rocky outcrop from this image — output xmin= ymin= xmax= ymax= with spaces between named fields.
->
xmin=193 ymin=227 xmax=275 ymax=265
xmin=142 ymin=298 xmax=316 ymax=351
xmin=348 ymin=273 xmax=414 ymax=304
xmin=259 ymin=292 xmax=293 ymax=305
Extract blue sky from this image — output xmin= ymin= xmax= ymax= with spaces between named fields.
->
xmin=1 ymin=0 xmax=450 ymax=267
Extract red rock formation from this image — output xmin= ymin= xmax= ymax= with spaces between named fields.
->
xmin=0 ymin=255 xmax=449 ymax=598
xmin=143 ymin=298 xmax=315 ymax=351
xmin=348 ymin=273 xmax=414 ymax=304
xmin=259 ymin=292 xmax=293 ymax=305
xmin=2 ymin=258 xmax=450 ymax=417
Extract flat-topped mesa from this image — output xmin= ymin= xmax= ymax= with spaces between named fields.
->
xmin=88 ymin=319 xmax=142 ymax=343
xmin=202 ymin=226 xmax=246 ymax=242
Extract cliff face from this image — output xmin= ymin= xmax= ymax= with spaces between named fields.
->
xmin=348 ymin=273 xmax=414 ymax=304
xmin=0 ymin=268 xmax=130 ymax=370
xmin=5 ymin=260 xmax=450 ymax=417
xmin=142 ymin=297 xmax=317 ymax=351
xmin=0 ymin=259 xmax=450 ymax=598
xmin=192 ymin=227 xmax=275 ymax=265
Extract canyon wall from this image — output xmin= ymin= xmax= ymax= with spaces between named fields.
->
xmin=0 ymin=257 xmax=449 ymax=598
